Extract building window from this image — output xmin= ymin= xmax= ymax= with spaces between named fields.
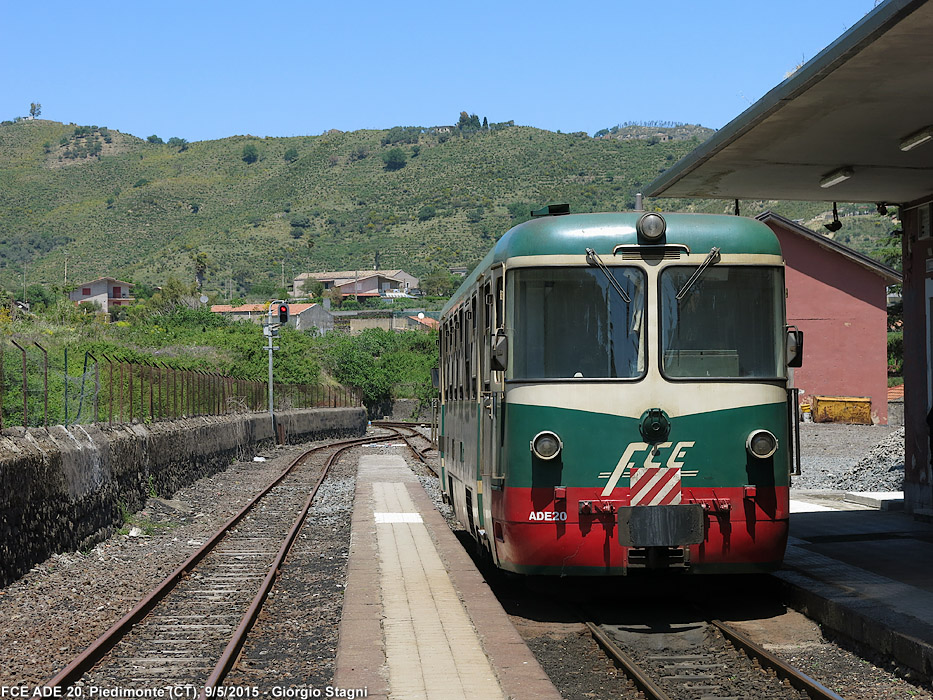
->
xmin=82 ymin=287 xmax=91 ymax=296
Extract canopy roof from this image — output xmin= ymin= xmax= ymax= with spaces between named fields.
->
xmin=646 ymin=0 xmax=933 ymax=206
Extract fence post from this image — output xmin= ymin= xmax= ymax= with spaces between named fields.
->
xmin=86 ymin=352 xmax=98 ymax=424
xmin=102 ymin=354 xmax=114 ymax=425
xmin=10 ymin=339 xmax=28 ymax=428
xmin=33 ymin=342 xmax=48 ymax=428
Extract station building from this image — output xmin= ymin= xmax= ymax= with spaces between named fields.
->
xmin=646 ymin=0 xmax=933 ymax=511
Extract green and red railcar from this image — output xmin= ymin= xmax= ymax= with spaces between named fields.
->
xmin=438 ymin=208 xmax=803 ymax=575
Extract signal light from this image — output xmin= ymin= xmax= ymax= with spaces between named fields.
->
xmin=278 ymin=303 xmax=289 ymax=323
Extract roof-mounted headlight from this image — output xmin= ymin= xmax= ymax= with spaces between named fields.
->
xmin=637 ymin=212 xmax=667 ymax=242
xmin=531 ymin=431 xmax=563 ymax=460
xmin=746 ymin=430 xmax=778 ymax=459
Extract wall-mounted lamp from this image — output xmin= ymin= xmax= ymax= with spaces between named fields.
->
xmin=819 ymin=167 xmax=853 ymax=189
xmin=876 ymin=203 xmax=888 ymax=215
xmin=899 ymin=126 xmax=933 ymax=152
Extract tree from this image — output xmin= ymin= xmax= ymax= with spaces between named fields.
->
xmin=29 ymin=102 xmax=41 ymax=119
xmin=242 ymin=143 xmax=259 ymax=163
xmin=302 ymin=279 xmax=325 ymax=298
xmin=382 ymin=148 xmax=407 ymax=171
xmin=283 ymin=147 xmax=299 ymax=162
xmin=191 ymin=251 xmax=210 ymax=289
xmin=421 ymin=267 xmax=458 ymax=296
xmin=147 ymin=135 xmax=164 ymax=145
xmin=167 ymin=137 xmax=188 ymax=151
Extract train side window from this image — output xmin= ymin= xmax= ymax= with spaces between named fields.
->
xmin=465 ymin=302 xmax=473 ymax=400
xmin=482 ymin=282 xmax=492 ymax=390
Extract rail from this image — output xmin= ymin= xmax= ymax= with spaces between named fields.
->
xmin=45 ymin=432 xmax=398 ymax=689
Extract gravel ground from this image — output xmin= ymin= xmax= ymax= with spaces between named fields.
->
xmin=794 ymin=422 xmax=905 ymax=491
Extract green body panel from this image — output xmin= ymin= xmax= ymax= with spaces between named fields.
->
xmin=502 ymin=400 xmax=790 ymax=491
xmin=442 ymin=212 xmax=782 ymax=315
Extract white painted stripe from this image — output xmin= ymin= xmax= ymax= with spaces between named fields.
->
xmin=507 ymin=382 xmax=788 ymax=419
xmin=789 ymin=500 xmax=836 ymax=513
xmin=630 ymin=467 xmax=682 ymax=506
xmin=374 ymin=512 xmax=424 ymax=523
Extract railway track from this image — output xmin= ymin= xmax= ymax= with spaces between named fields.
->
xmin=588 ymin=615 xmax=845 ymax=700
xmin=45 ymin=432 xmax=401 ymax=692
xmin=373 ymin=420 xmax=438 ymax=476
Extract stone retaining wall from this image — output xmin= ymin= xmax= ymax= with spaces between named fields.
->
xmin=0 ymin=408 xmax=366 ymax=587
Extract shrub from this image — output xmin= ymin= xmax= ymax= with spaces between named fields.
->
xmin=242 ymin=144 xmax=259 ymax=164
xmin=382 ymin=148 xmax=407 ymax=171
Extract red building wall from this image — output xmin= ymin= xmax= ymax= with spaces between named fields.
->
xmin=767 ymin=224 xmax=891 ymax=425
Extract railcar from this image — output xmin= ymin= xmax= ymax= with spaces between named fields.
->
xmin=438 ymin=205 xmax=803 ymax=575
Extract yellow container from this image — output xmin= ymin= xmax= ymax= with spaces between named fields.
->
xmin=811 ymin=395 xmax=872 ymax=425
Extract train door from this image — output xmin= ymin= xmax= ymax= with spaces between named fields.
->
xmin=480 ymin=265 xmax=505 ymax=556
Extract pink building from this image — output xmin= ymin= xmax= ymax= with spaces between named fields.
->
xmin=758 ymin=212 xmax=900 ymax=424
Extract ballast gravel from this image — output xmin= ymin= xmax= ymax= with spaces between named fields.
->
xmin=794 ymin=422 xmax=904 ymax=491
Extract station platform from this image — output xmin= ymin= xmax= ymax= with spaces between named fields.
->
xmin=781 ymin=491 xmax=933 ymax=677
xmin=334 ymin=454 xmax=562 ymax=700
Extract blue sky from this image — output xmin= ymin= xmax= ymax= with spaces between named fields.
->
xmin=2 ymin=1 xmax=879 ymax=143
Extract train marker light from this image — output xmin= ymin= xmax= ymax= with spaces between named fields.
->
xmin=277 ymin=303 xmax=290 ymax=323
xmin=637 ymin=212 xmax=667 ymax=241
xmin=746 ymin=430 xmax=778 ymax=459
xmin=531 ymin=431 xmax=563 ymax=460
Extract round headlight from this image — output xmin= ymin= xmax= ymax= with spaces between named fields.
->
xmin=531 ymin=431 xmax=563 ymax=460
xmin=746 ymin=430 xmax=778 ymax=459
xmin=637 ymin=212 xmax=667 ymax=241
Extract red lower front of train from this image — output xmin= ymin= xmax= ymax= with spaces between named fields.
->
xmin=489 ymin=486 xmax=789 ymax=575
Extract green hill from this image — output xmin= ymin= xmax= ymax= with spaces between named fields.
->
xmin=0 ymin=117 xmax=898 ymax=300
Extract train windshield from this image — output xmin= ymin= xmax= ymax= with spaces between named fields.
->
xmin=660 ymin=266 xmax=784 ymax=379
xmin=507 ymin=267 xmax=646 ymax=379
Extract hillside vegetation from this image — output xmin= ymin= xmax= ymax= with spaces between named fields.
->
xmin=0 ymin=116 xmax=899 ymax=301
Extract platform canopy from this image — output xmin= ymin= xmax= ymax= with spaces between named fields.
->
xmin=645 ymin=0 xmax=933 ymax=206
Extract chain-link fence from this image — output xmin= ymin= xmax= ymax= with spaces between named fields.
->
xmin=1 ymin=343 xmax=361 ymax=429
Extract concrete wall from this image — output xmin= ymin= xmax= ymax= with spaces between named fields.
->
xmin=0 ymin=407 xmax=366 ymax=587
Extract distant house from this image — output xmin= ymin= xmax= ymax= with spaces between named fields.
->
xmin=293 ymin=269 xmax=419 ymax=299
xmin=210 ymin=302 xmax=333 ymax=334
xmin=757 ymin=212 xmax=901 ymax=424
xmin=69 ymin=277 xmax=134 ymax=313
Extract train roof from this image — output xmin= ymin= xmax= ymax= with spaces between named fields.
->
xmin=443 ymin=212 xmax=782 ymax=315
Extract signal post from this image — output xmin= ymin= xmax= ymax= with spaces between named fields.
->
xmin=265 ymin=301 xmax=289 ymax=438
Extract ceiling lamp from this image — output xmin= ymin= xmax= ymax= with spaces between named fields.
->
xmin=900 ymin=126 xmax=933 ymax=152
xmin=819 ymin=167 xmax=853 ymax=189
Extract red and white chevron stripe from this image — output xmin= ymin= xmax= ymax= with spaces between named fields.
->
xmin=629 ymin=466 xmax=682 ymax=506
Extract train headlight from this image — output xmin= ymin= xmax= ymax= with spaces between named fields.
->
xmin=531 ymin=431 xmax=563 ymax=460
xmin=746 ymin=430 xmax=778 ymax=459
xmin=637 ymin=212 xmax=667 ymax=242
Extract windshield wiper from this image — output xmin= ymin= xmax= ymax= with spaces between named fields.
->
xmin=676 ymin=247 xmax=721 ymax=300
xmin=585 ymin=248 xmax=631 ymax=303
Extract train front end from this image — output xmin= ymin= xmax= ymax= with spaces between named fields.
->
xmin=486 ymin=212 xmax=801 ymax=575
